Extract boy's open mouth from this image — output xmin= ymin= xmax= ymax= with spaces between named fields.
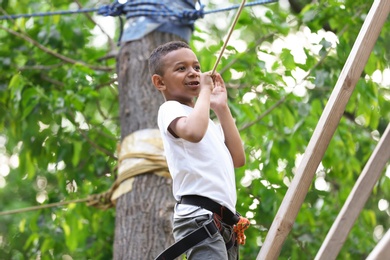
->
xmin=186 ymin=81 xmax=200 ymax=87
xmin=186 ymin=81 xmax=200 ymax=88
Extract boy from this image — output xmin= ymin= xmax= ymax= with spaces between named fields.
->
xmin=149 ymin=41 xmax=246 ymax=260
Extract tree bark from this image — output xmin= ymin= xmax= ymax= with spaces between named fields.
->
xmin=114 ymin=31 xmax=185 ymax=259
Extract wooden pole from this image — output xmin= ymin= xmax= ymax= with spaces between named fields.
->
xmin=366 ymin=229 xmax=390 ymax=260
xmin=315 ymin=123 xmax=390 ymax=259
xmin=257 ymin=0 xmax=390 ymax=259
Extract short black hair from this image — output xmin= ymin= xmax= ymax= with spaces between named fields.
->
xmin=149 ymin=41 xmax=191 ymax=76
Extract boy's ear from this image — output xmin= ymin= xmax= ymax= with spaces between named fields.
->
xmin=152 ymin=74 xmax=166 ymax=91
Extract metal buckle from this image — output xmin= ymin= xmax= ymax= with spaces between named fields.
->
xmin=203 ymin=218 xmax=218 ymax=238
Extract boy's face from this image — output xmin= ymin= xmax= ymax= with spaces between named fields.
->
xmin=153 ymin=48 xmax=201 ymax=106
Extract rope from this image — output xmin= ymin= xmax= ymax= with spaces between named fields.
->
xmin=204 ymin=0 xmax=277 ymax=15
xmin=0 ymin=0 xmax=278 ymax=21
xmin=234 ymin=216 xmax=250 ymax=245
xmin=0 ymin=187 xmax=117 ymax=216
xmin=0 ymin=8 xmax=100 ymax=20
xmin=99 ymin=0 xmax=201 ymax=25
xmin=211 ymin=0 xmax=247 ymax=75
xmin=0 ymin=198 xmax=90 ymax=216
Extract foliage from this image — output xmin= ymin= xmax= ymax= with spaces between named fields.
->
xmin=0 ymin=0 xmax=389 ymax=259
xmin=193 ymin=0 xmax=389 ymax=258
xmin=0 ymin=0 xmax=117 ymax=259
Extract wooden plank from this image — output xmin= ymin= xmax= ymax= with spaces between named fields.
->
xmin=366 ymin=229 xmax=390 ymax=260
xmin=256 ymin=0 xmax=390 ymax=259
xmin=315 ymin=123 xmax=390 ymax=259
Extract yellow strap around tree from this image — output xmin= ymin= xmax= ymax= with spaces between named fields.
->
xmin=110 ymin=128 xmax=170 ymax=203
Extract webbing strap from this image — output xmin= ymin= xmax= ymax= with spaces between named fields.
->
xmin=154 ymin=218 xmax=218 ymax=260
xmin=179 ymin=195 xmax=240 ymax=226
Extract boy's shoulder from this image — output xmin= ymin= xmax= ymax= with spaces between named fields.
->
xmin=160 ymin=100 xmax=179 ymax=110
xmin=162 ymin=100 xmax=180 ymax=105
xmin=159 ymin=100 xmax=188 ymax=114
xmin=160 ymin=100 xmax=192 ymax=110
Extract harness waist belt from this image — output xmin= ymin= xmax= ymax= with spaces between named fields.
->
xmin=179 ymin=195 xmax=240 ymax=226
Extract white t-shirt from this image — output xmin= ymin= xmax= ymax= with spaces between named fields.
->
xmin=157 ymin=101 xmax=237 ymax=218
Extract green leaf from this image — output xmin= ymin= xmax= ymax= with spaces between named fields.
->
xmin=40 ymin=238 xmax=54 ymax=254
xmin=280 ymin=49 xmax=296 ymax=70
xmin=18 ymin=218 xmax=26 ymax=233
xmin=72 ymin=141 xmax=82 ymax=167
xmin=21 ymin=87 xmax=40 ymax=118
xmin=302 ymin=10 xmax=317 ymax=23
xmin=8 ymin=74 xmax=25 ymax=101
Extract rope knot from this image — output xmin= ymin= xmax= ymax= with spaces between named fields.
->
xmin=182 ymin=4 xmax=205 ymax=20
xmin=87 ymin=191 xmax=114 ymax=210
xmin=98 ymin=2 xmax=125 ymax=17
xmin=233 ymin=216 xmax=250 ymax=245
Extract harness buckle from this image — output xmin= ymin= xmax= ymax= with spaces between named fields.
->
xmin=203 ymin=218 xmax=219 ymax=238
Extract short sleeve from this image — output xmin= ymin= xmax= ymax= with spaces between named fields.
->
xmin=158 ymin=101 xmax=190 ymax=134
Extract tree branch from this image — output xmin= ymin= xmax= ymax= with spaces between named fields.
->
xmin=239 ymin=96 xmax=287 ymax=131
xmin=67 ymin=111 xmax=117 ymax=160
xmin=95 ymin=78 xmax=117 ymax=90
xmin=220 ymin=32 xmax=275 ymax=76
xmin=40 ymin=74 xmax=65 ymax=88
xmin=19 ymin=63 xmax=65 ymax=71
xmin=74 ymin=0 xmax=117 ymax=55
xmin=0 ymin=24 xmax=114 ymax=72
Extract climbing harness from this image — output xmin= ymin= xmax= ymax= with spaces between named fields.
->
xmin=180 ymin=195 xmax=240 ymax=225
xmin=154 ymin=216 xmax=219 ymax=260
xmin=154 ymin=195 xmax=250 ymax=260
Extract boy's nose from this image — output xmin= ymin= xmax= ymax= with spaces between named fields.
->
xmin=188 ymin=67 xmax=199 ymax=77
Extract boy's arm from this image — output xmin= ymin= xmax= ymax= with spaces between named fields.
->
xmin=215 ymin=104 xmax=246 ymax=168
xmin=168 ymin=73 xmax=214 ymax=143
xmin=211 ymin=74 xmax=246 ymax=168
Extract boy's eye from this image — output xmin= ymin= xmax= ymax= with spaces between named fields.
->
xmin=176 ymin=65 xmax=200 ymax=72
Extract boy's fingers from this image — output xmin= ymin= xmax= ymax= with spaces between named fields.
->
xmin=204 ymin=71 xmax=224 ymax=89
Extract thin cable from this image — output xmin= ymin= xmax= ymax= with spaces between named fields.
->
xmin=211 ymin=0 xmax=247 ymax=76
xmin=0 ymin=8 xmax=100 ymax=20
xmin=0 ymin=0 xmax=278 ymax=21
xmin=0 ymin=198 xmax=90 ymax=216
xmin=203 ymin=0 xmax=277 ymax=15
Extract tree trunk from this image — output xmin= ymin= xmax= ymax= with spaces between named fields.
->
xmin=114 ymin=31 xmax=185 ymax=259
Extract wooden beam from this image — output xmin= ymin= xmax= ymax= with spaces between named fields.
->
xmin=257 ymin=0 xmax=390 ymax=259
xmin=315 ymin=123 xmax=390 ymax=259
xmin=366 ymin=229 xmax=390 ymax=260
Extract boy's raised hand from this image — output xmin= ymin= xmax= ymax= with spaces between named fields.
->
xmin=210 ymin=73 xmax=228 ymax=112
xmin=200 ymin=71 xmax=214 ymax=92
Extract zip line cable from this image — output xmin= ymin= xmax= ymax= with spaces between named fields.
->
xmin=0 ymin=198 xmax=90 ymax=216
xmin=0 ymin=7 xmax=100 ymax=20
xmin=0 ymin=192 xmax=114 ymax=216
xmin=0 ymin=0 xmax=278 ymax=21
